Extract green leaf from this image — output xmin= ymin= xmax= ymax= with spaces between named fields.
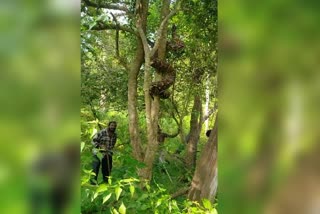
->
xmin=140 ymin=204 xmax=149 ymax=211
xmin=146 ymin=183 xmax=151 ymax=192
xmin=137 ymin=193 xmax=148 ymax=201
xmin=202 ymin=199 xmax=212 ymax=210
xmin=81 ymin=177 xmax=90 ymax=186
xmin=111 ymin=208 xmax=119 ymax=214
xmin=83 ymin=169 xmax=93 ymax=174
xmin=156 ymin=199 xmax=162 ymax=208
xmin=121 ymin=178 xmax=138 ymax=183
xmin=92 ymin=192 xmax=98 ymax=201
xmin=91 ymin=128 xmax=97 ymax=138
xmin=89 ymin=21 xmax=97 ymax=30
xmin=97 ymin=14 xmax=109 ymax=22
xmin=103 ymin=193 xmax=112 ymax=204
xmin=171 ymin=200 xmax=179 ymax=210
xmin=115 ymin=186 xmax=123 ymax=200
xmin=119 ymin=202 xmax=126 ymax=214
xmin=81 ymin=142 xmax=85 ymax=152
xmin=129 ymin=185 xmax=135 ymax=197
xmin=210 ymin=208 xmax=218 ymax=214
xmin=96 ymin=183 xmax=108 ymax=193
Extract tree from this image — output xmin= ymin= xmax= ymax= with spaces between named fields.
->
xmin=188 ymin=117 xmax=218 ymax=203
xmin=169 ymin=0 xmax=217 ymax=169
xmin=81 ymin=0 xmax=184 ymax=181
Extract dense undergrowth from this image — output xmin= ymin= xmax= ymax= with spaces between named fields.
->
xmin=81 ymin=111 xmax=217 ymax=213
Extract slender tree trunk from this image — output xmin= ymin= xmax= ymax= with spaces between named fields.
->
xmin=188 ymin=118 xmax=218 ymax=203
xmin=128 ymin=51 xmax=144 ymax=162
xmin=185 ymin=94 xmax=202 ymax=168
xmin=127 ymin=0 xmax=150 ymax=162
xmin=140 ymin=0 xmax=170 ymax=181
xmin=140 ymin=37 xmax=155 ymax=180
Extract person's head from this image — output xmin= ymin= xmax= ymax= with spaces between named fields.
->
xmin=108 ymin=121 xmax=117 ymax=132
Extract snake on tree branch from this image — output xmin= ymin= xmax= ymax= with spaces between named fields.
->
xmin=149 ymin=25 xmax=184 ymax=100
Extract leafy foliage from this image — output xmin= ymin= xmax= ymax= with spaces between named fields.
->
xmin=81 ymin=0 xmax=218 ymax=213
xmin=81 ymin=113 xmax=217 ymax=213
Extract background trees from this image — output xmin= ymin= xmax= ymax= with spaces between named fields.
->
xmin=81 ymin=0 xmax=217 ymax=212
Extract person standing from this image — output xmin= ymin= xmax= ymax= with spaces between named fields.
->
xmin=91 ymin=121 xmax=117 ymax=184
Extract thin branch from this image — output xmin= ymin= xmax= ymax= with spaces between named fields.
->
xmin=150 ymin=0 xmax=182 ymax=58
xmin=172 ymin=112 xmax=180 ymax=129
xmin=111 ymin=12 xmax=127 ymax=18
xmin=165 ymin=129 xmax=180 ymax=138
xmin=170 ymin=187 xmax=189 ymax=199
xmin=136 ymin=19 xmax=150 ymax=59
xmin=111 ymin=13 xmax=120 ymax=57
xmin=112 ymin=21 xmax=130 ymax=71
xmin=85 ymin=21 xmax=138 ymax=36
xmin=169 ymin=98 xmax=181 ymax=119
xmin=83 ymin=0 xmax=130 ymax=13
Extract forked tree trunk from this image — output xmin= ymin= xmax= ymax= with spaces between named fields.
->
xmin=185 ymin=67 xmax=205 ymax=168
xmin=188 ymin=118 xmax=218 ymax=203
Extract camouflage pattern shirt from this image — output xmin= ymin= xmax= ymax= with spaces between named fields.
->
xmin=92 ymin=128 xmax=117 ymax=155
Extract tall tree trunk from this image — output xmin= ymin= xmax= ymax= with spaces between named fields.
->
xmin=140 ymin=35 xmax=154 ymax=180
xmin=185 ymin=94 xmax=202 ymax=168
xmin=128 ymin=50 xmax=144 ymax=162
xmin=188 ymin=118 xmax=218 ymax=203
xmin=127 ymin=0 xmax=150 ymax=162
xmin=140 ymin=0 xmax=170 ymax=181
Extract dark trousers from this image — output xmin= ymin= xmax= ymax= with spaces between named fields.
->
xmin=92 ymin=153 xmax=113 ymax=183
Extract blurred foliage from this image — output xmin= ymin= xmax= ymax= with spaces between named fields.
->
xmin=219 ymin=0 xmax=320 ymax=213
xmin=0 ymin=1 xmax=80 ymax=213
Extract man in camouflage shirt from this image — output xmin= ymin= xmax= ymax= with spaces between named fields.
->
xmin=91 ymin=121 xmax=117 ymax=184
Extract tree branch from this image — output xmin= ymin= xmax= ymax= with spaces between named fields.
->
xmin=150 ymin=0 xmax=182 ymax=58
xmin=170 ymin=99 xmax=181 ymax=120
xmin=164 ymin=129 xmax=180 ymax=138
xmin=83 ymin=0 xmax=130 ymax=13
xmin=171 ymin=187 xmax=189 ymax=199
xmin=84 ymin=21 xmax=137 ymax=35
xmin=136 ymin=19 xmax=151 ymax=59
xmin=108 ymin=13 xmax=130 ymax=70
xmin=110 ymin=13 xmax=120 ymax=57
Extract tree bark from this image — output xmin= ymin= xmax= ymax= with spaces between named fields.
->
xmin=139 ymin=0 xmax=171 ymax=181
xmin=127 ymin=0 xmax=150 ymax=162
xmin=188 ymin=118 xmax=218 ymax=203
xmin=185 ymin=94 xmax=202 ymax=168
xmin=128 ymin=51 xmax=144 ymax=162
